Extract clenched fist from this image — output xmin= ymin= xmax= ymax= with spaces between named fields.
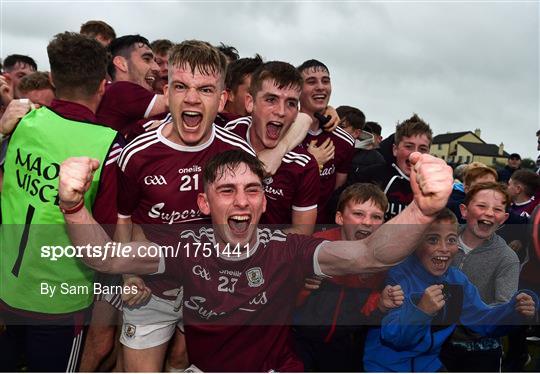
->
xmin=379 ymin=284 xmax=405 ymax=312
xmin=58 ymin=157 xmax=100 ymax=209
xmin=417 ymin=284 xmax=445 ymax=315
xmin=515 ymin=292 xmax=536 ymax=318
xmin=409 ymin=153 xmax=453 ymax=217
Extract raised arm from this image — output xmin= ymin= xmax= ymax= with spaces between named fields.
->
xmin=319 ymin=152 xmax=453 ymax=275
xmin=59 ymin=157 xmax=160 ymax=274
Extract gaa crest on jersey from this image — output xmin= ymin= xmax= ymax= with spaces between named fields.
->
xmin=246 ymin=267 xmax=264 ymax=287
xmin=263 ymin=176 xmax=273 ymax=185
xmin=124 ymin=323 xmax=136 ymax=339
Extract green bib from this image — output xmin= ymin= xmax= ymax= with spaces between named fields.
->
xmin=0 ymin=107 xmax=117 ymax=314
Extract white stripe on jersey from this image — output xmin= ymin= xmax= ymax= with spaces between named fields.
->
xmin=117 ymin=129 xmax=158 ymax=167
xmin=215 ymin=126 xmax=256 ymax=156
xmin=292 ymin=204 xmax=318 ymax=212
xmin=332 ymin=126 xmax=355 ymax=146
xmin=118 ymin=132 xmax=160 ymax=172
xmin=223 ymin=116 xmax=252 ymax=130
xmin=282 ymin=151 xmax=310 ymax=167
xmin=105 ymin=143 xmax=122 ymax=166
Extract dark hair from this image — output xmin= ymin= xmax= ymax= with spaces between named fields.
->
xmin=47 ymin=32 xmax=107 ymax=99
xmin=508 ymin=153 xmax=521 ymax=160
xmin=394 ymin=113 xmax=432 ymax=144
xmin=80 ymin=20 xmax=116 ymax=41
xmin=107 ymin=34 xmax=151 ymax=79
xmin=464 ymin=181 xmax=511 ymax=209
xmin=336 ymin=105 xmax=365 ymax=131
xmin=3 ymin=54 xmax=37 ymax=72
xmin=297 ymin=59 xmax=329 ymax=75
xmin=225 ymin=54 xmax=264 ymax=92
xmin=249 ymin=61 xmax=303 ymax=97
xmin=203 ymin=150 xmax=265 ymax=187
xmin=364 ymin=121 xmax=382 ymax=136
xmin=169 ymin=40 xmax=228 ymax=88
xmin=337 ymin=183 xmax=388 ymax=215
xmin=18 ymin=71 xmax=54 ymax=93
xmin=151 ymin=39 xmax=174 ymax=56
xmin=511 ymin=169 xmax=540 ymax=197
xmin=217 ymin=43 xmax=240 ymax=62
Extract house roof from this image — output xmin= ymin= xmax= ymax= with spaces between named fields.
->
xmin=458 ymin=141 xmax=510 ymax=158
xmin=432 ymin=131 xmax=484 ymax=144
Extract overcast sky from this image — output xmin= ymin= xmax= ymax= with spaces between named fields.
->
xmin=1 ymin=1 xmax=538 ymax=159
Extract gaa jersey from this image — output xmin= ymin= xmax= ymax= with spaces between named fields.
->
xmin=117 ymin=120 xmax=255 ymax=298
xmin=160 ymin=228 xmax=326 ymax=372
xmin=302 ymin=127 xmax=355 ymax=223
xmin=224 ymin=117 xmax=320 ymax=226
xmin=510 ymin=197 xmax=538 ymax=218
xmin=96 ymin=81 xmax=158 ymax=140
xmin=352 ymin=162 xmax=413 ymax=221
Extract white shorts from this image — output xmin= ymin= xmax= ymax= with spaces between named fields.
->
xmin=120 ymin=290 xmax=183 ymax=350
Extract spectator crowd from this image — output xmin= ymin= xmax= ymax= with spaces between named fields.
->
xmin=0 ymin=19 xmax=539 ymax=373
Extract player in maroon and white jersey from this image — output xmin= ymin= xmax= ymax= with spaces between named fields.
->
xmin=215 ymin=54 xmax=264 ymax=127
xmin=113 ymin=40 xmax=255 ymax=371
xmin=59 ymin=147 xmax=454 ymax=372
xmin=224 ymin=61 xmax=320 ymax=235
xmin=298 ymin=59 xmax=355 ymax=224
xmin=96 ymin=35 xmax=168 ymax=141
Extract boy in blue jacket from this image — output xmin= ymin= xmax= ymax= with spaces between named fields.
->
xmin=364 ymin=208 xmax=538 ymax=372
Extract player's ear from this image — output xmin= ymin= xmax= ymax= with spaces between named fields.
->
xmin=459 ymin=203 xmax=467 ymax=220
xmin=392 ymin=143 xmax=398 ymax=158
xmin=113 ymin=56 xmax=128 ymax=73
xmin=245 ymin=93 xmax=254 ymax=114
xmin=218 ymin=88 xmax=227 ymax=113
xmin=197 ymin=192 xmax=211 ymax=215
xmin=335 ymin=211 xmax=343 ymax=225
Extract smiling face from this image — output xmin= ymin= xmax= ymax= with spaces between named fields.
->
xmin=197 ymin=162 xmax=266 ymax=248
xmin=247 ymin=79 xmax=300 ymax=151
xmin=153 ymin=52 xmax=169 ymax=93
xmin=416 ymin=219 xmax=459 ymax=276
xmin=392 ymin=134 xmax=431 ymax=176
xmin=460 ymin=189 xmax=509 ymax=242
xmin=299 ymin=67 xmax=331 ymax=115
xmin=336 ymin=199 xmax=385 ymax=241
xmin=127 ymin=44 xmax=159 ymax=91
xmin=165 ymin=64 xmax=226 ymax=146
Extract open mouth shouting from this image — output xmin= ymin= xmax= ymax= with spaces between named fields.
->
xmin=354 ymin=229 xmax=372 ymax=240
xmin=182 ymin=111 xmax=203 ymax=129
xmin=431 ymin=255 xmax=450 ymax=272
xmin=475 ymin=219 xmax=495 ymax=235
xmin=228 ymin=214 xmax=252 ymax=236
xmin=266 ymin=121 xmax=284 ymax=140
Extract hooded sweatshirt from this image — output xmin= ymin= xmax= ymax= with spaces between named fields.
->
xmin=363 ymin=255 xmax=536 ymax=372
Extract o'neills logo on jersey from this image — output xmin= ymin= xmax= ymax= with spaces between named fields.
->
xmin=246 ymin=267 xmax=264 ymax=287
xmin=263 ymin=176 xmax=273 ymax=185
xmin=264 ymin=185 xmax=284 ymax=197
xmin=178 ymin=165 xmax=202 ymax=174
xmin=13 ymin=148 xmax=60 ymax=205
xmin=144 ymin=175 xmax=167 ymax=185
xmin=320 ymin=164 xmax=336 ymax=177
xmin=148 ymin=202 xmax=201 ymax=224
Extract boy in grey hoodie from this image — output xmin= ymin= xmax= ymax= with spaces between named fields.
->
xmin=441 ymin=181 xmax=520 ymax=371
